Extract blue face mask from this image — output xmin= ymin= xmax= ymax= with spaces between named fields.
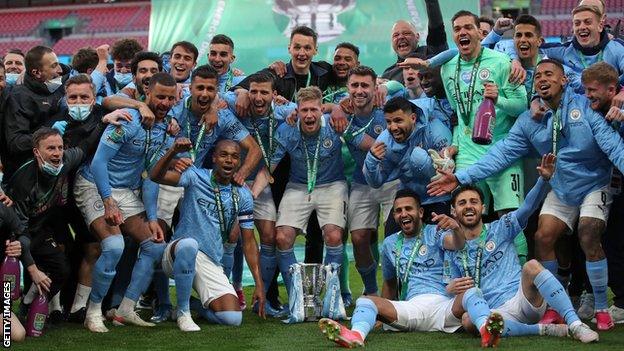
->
xmin=114 ymin=72 xmax=133 ymax=87
xmin=5 ymin=73 xmax=19 ymax=86
xmin=68 ymin=103 xmax=93 ymax=122
xmin=41 ymin=160 xmax=63 ymax=176
xmin=44 ymin=76 xmax=63 ymax=93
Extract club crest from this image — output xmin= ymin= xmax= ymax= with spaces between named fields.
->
xmin=485 ymin=240 xmax=496 ymax=252
xmin=479 ymin=68 xmax=491 ymax=80
xmin=570 ymin=109 xmax=581 ymax=120
xmin=322 ymin=138 xmax=333 ymax=149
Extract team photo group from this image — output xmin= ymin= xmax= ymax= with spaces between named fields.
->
xmin=0 ymin=0 xmax=623 ymax=348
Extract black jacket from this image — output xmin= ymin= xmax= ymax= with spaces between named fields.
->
xmin=381 ymin=0 xmax=448 ymax=84
xmin=234 ymin=61 xmax=332 ymax=102
xmin=2 ymin=69 xmax=69 ymax=183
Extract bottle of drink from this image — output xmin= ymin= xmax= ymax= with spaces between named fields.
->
xmin=26 ymin=293 xmax=49 ymax=337
xmin=1 ymin=235 xmax=21 ymax=300
xmin=472 ymin=97 xmax=496 ymax=145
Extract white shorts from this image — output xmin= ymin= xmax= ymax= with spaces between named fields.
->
xmin=540 ymin=186 xmax=612 ymax=231
xmin=156 ymin=184 xmax=184 ymax=228
xmin=389 ymin=294 xmax=461 ymax=333
xmin=276 ymin=181 xmax=348 ymax=230
xmin=162 ymin=240 xmax=236 ymax=307
xmin=492 ymin=285 xmax=546 ymax=324
xmin=348 ymin=180 xmax=399 ymax=231
xmin=246 ymin=181 xmax=276 ymax=221
xmin=73 ymin=174 xmax=144 ymax=226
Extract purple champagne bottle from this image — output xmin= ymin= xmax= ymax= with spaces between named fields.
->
xmin=472 ymin=97 xmax=496 ymax=145
xmin=26 ymin=293 xmax=48 ymax=337
xmin=1 ymin=235 xmax=21 ymax=300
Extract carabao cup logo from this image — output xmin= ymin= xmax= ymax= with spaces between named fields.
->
xmin=34 ymin=313 xmax=46 ymax=331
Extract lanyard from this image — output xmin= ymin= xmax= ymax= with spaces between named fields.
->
xmin=222 ymin=69 xmax=234 ymax=92
xmin=210 ymin=174 xmax=239 ymax=243
xmin=394 ymin=228 xmax=424 ymax=301
xmin=143 ymin=125 xmax=168 ymax=172
xmin=453 ymin=49 xmax=484 ymax=126
xmin=322 ymin=86 xmax=347 ymax=103
xmin=251 ymin=105 xmax=276 ymax=177
xmin=302 ymin=132 xmax=321 ymax=194
xmin=551 ymin=101 xmax=564 ymax=156
xmin=459 ymin=225 xmax=487 ymax=288
xmin=577 ymin=50 xmax=603 ymax=69
xmin=292 ymin=72 xmax=312 ymax=102
xmin=342 ymin=113 xmax=375 ymax=143
xmin=185 ymin=98 xmax=207 ymax=162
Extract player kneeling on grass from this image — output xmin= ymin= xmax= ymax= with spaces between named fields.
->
xmin=441 ymin=154 xmax=598 ymax=347
xmin=150 ymin=138 xmax=265 ymax=331
xmin=317 ymin=189 xmax=470 ymax=348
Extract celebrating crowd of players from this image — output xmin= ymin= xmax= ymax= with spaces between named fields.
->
xmin=0 ymin=0 xmax=623 ymax=347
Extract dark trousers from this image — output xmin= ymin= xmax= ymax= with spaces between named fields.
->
xmin=604 ymin=193 xmax=624 ymax=308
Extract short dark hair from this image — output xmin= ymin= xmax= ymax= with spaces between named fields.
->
xmin=536 ymin=58 xmax=565 ymax=74
xmin=25 ymin=45 xmax=54 ymax=73
xmin=335 ymin=42 xmax=360 ymax=57
xmin=111 ymin=38 xmax=143 ymax=61
xmin=451 ymin=184 xmax=484 ymax=206
xmin=170 ymin=41 xmax=199 ymax=62
xmin=131 ymin=51 xmax=162 ymax=76
xmin=394 ymin=188 xmax=422 ymax=207
xmin=514 ymin=14 xmax=542 ymax=36
xmin=65 ymin=73 xmax=94 ymax=91
xmin=247 ymin=73 xmax=275 ymax=89
xmin=33 ymin=127 xmax=61 ymax=148
xmin=451 ymin=10 xmax=479 ymax=28
xmin=191 ymin=64 xmax=219 ymax=82
xmin=348 ymin=65 xmax=377 ymax=82
xmin=210 ymin=34 xmax=235 ymax=50
xmin=148 ymin=72 xmax=176 ymax=90
xmin=6 ymin=49 xmax=24 ymax=57
xmin=478 ymin=16 xmax=495 ymax=28
xmin=383 ymin=96 xmax=415 ymax=115
xmin=71 ymin=47 xmax=99 ymax=74
xmin=290 ymin=25 xmax=318 ymax=45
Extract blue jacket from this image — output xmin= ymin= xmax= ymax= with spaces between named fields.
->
xmin=456 ymin=87 xmax=624 ymax=206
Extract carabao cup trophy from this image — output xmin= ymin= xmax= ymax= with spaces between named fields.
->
xmin=273 ymin=0 xmax=356 ymax=43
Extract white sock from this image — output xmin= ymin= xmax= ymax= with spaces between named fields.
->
xmin=70 ymin=284 xmax=92 ymax=313
xmin=23 ymin=284 xmax=38 ymax=305
xmin=49 ymin=292 xmax=62 ymax=312
xmin=118 ymin=297 xmax=136 ymax=315
xmin=86 ymin=300 xmax=102 ymax=317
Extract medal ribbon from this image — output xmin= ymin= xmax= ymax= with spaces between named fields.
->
xmin=459 ymin=225 xmax=488 ymax=288
xmin=394 ymin=227 xmax=424 ymax=301
xmin=211 ymin=173 xmax=239 ymax=243
xmin=251 ymin=104 xmax=276 ymax=171
xmin=302 ymin=132 xmax=321 ymax=194
xmin=453 ymin=49 xmax=484 ymax=126
xmin=341 ymin=114 xmax=375 ymax=143
xmin=185 ymin=98 xmax=207 ymax=162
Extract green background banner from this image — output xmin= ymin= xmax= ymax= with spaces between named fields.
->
xmin=149 ymin=0 xmax=479 ymax=75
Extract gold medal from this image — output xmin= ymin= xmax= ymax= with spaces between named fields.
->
xmin=142 ymin=171 xmax=148 ymax=179
xmin=268 ymin=175 xmax=274 ymax=184
xmin=464 ymin=127 xmax=471 ymax=136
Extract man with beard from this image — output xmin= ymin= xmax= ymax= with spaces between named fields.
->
xmin=2 ymin=49 xmax=24 ymax=88
xmin=74 ymin=73 xmax=177 ymax=332
xmin=581 ymin=62 xmax=624 ymax=323
xmin=208 ymin=34 xmax=246 ymax=94
xmin=410 ymin=66 xmax=454 ymax=129
xmin=428 ymin=59 xmax=624 ymax=331
xmin=223 ymin=73 xmax=295 ymax=316
xmin=444 ymin=156 xmax=597 ymax=346
xmin=316 ymin=189 xmax=465 ymax=348
xmin=150 ymin=139 xmax=265 ymax=331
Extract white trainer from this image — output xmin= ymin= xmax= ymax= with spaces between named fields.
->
xmin=177 ymin=312 xmax=201 ymax=332
xmin=84 ymin=314 xmax=109 ymax=333
xmin=608 ymin=305 xmax=624 ymax=324
xmin=569 ymin=322 xmax=599 ymax=343
xmin=112 ymin=309 xmax=155 ymax=327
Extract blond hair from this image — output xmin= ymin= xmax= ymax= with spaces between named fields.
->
xmin=296 ymin=86 xmax=323 ymax=104
xmin=581 ymin=62 xmax=619 ymax=87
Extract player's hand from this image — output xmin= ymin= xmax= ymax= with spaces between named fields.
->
xmin=330 ymin=107 xmax=348 ymax=133
xmin=285 ymin=109 xmax=298 ymax=126
xmin=493 ymin=17 xmax=513 ymax=35
xmin=397 ymin=57 xmax=429 ymax=70
xmin=173 ymin=158 xmax=193 ymax=173
xmin=375 ymin=85 xmax=388 ymax=107
xmin=427 ymin=169 xmax=459 ymax=196
xmin=431 ymin=212 xmax=460 ymax=231
xmin=606 ymin=106 xmax=624 ymax=122
xmin=235 ymin=89 xmax=251 ymax=117
xmin=29 ymin=266 xmax=51 ymax=295
xmin=530 ymin=98 xmax=547 ymax=121
xmin=509 ymin=59 xmax=526 ymax=85
xmin=269 ymin=61 xmax=287 ymax=78
xmin=138 ymin=102 xmax=156 ymax=128
xmin=172 ymin=138 xmax=193 ymax=153
xmin=446 ymin=277 xmax=474 ymax=295
xmin=536 ymin=153 xmax=556 ymax=181
xmin=148 ymin=220 xmax=164 ymax=242
xmin=612 ymin=89 xmax=624 ymax=109
xmin=483 ymin=82 xmax=499 ymax=104
xmin=232 ymin=170 xmax=247 ymax=186
xmin=339 ymin=97 xmax=354 ymax=115
xmin=274 ymin=95 xmax=289 ymax=106
xmin=440 ymin=146 xmax=458 ymax=160
xmin=0 ymin=192 xmax=14 ymax=207
xmin=202 ymin=100 xmax=219 ymax=132
xmin=4 ymin=240 xmax=21 ymax=257
xmin=96 ymin=44 xmax=110 ymax=60
xmin=167 ymin=118 xmax=180 ymax=136
xmin=103 ymin=197 xmax=124 ymax=226
xmin=232 ymin=67 xmax=245 ymax=77
xmin=252 ymin=285 xmax=266 ymax=319
xmin=370 ymin=141 xmax=387 ymax=160
xmin=102 ymin=109 xmax=133 ymax=126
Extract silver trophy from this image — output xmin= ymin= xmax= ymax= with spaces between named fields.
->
xmin=297 ymin=263 xmax=326 ymax=321
xmin=273 ymin=0 xmax=356 ymax=43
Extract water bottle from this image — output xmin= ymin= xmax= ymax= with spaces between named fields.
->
xmin=472 ymin=97 xmax=496 ymax=145
xmin=1 ymin=235 xmax=21 ymax=300
xmin=26 ymin=293 xmax=49 ymax=337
